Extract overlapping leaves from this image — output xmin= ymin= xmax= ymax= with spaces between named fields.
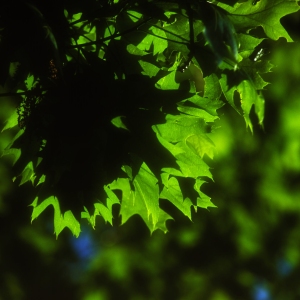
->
xmin=0 ymin=0 xmax=298 ymax=237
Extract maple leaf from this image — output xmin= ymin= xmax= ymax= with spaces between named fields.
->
xmin=30 ymin=196 xmax=80 ymax=238
xmin=109 ymin=163 xmax=172 ymax=234
xmin=218 ymin=0 xmax=300 ymax=41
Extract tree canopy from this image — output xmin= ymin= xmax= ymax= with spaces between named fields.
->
xmin=0 ymin=0 xmax=299 ymax=238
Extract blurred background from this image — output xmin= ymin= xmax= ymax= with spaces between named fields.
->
xmin=1 ymin=8 xmax=300 ymax=300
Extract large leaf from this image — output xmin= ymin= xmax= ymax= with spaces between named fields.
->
xmin=218 ymin=0 xmax=300 ymax=41
xmin=109 ymin=164 xmax=172 ymax=234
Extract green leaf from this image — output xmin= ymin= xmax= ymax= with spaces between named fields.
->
xmin=194 ymin=179 xmax=217 ymax=209
xmin=2 ymin=110 xmax=19 ymax=132
xmin=81 ymin=185 xmax=120 ymax=228
xmin=132 ymin=162 xmax=160 ymax=226
xmin=109 ymin=165 xmax=172 ymax=234
xmin=93 ymin=202 xmax=114 ymax=225
xmin=31 ymin=196 xmax=80 ymax=238
xmin=25 ymin=75 xmax=35 ymax=89
xmin=219 ymin=0 xmax=300 ymax=41
xmin=111 ymin=116 xmax=129 ymax=130
xmin=152 ymin=113 xmax=216 ymax=169
xmin=127 ymin=44 xmax=148 ymax=56
xmin=160 ymin=174 xmax=193 ymax=219
xmin=137 ymin=34 xmax=154 ymax=52
xmin=203 ymin=73 xmax=223 ymax=103
xmin=36 ymin=174 xmax=46 ymax=186
xmin=186 ymin=134 xmax=215 ymax=159
xmin=153 ymin=121 xmax=213 ymax=180
xmin=138 ymin=61 xmax=160 ymax=78
xmin=96 ymin=185 xmax=120 ymax=225
xmin=19 ymin=161 xmax=35 ymax=185
xmin=156 ymin=71 xmax=180 ymax=90
xmin=178 ymin=75 xmax=224 ymax=119
xmin=240 ymin=58 xmax=273 ymax=90
xmin=151 ymin=27 xmax=168 ymax=55
xmin=220 ymin=74 xmax=265 ymax=130
xmin=237 ymin=34 xmax=264 ymax=59
xmin=1 ymin=148 xmax=21 ymax=165
xmin=153 ymin=114 xmax=208 ymax=143
xmin=175 ymin=150 xmax=213 ymax=179
xmin=177 ymin=105 xmax=218 ymax=121
xmin=136 ymin=26 xmax=168 ymax=56
xmin=127 ymin=10 xmax=143 ymax=22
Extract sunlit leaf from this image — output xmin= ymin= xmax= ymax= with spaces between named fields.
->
xmin=156 ymin=71 xmax=179 ymax=90
xmin=31 ymin=196 xmax=80 ymax=238
xmin=218 ymin=0 xmax=300 ymax=41
xmin=151 ymin=27 xmax=168 ymax=55
xmin=127 ymin=44 xmax=148 ymax=56
xmin=19 ymin=161 xmax=35 ymax=185
xmin=220 ymin=73 xmax=265 ymax=130
xmin=111 ymin=116 xmax=129 ymax=130
xmin=109 ymin=165 xmax=172 ymax=234
xmin=161 ymin=174 xmax=193 ymax=219
xmin=127 ymin=10 xmax=143 ymax=22
xmin=138 ymin=61 xmax=160 ymax=78
xmin=2 ymin=110 xmax=19 ymax=132
xmin=1 ymin=0 xmax=297 ymax=238
xmin=186 ymin=134 xmax=215 ymax=159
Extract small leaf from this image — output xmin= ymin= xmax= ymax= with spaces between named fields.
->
xmin=111 ymin=116 xmax=129 ymax=130
xmin=25 ymin=75 xmax=35 ymax=89
xmin=20 ymin=161 xmax=35 ymax=185
xmin=194 ymin=179 xmax=217 ymax=209
xmin=30 ymin=196 xmax=81 ymax=238
xmin=127 ymin=10 xmax=143 ymax=22
xmin=94 ymin=203 xmax=114 ymax=225
xmin=127 ymin=44 xmax=148 ymax=56
xmin=36 ymin=174 xmax=46 ymax=186
xmin=81 ymin=186 xmax=120 ymax=228
xmin=138 ymin=61 xmax=160 ymax=78
xmin=160 ymin=174 xmax=193 ymax=219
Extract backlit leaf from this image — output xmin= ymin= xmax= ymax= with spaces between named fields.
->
xmin=138 ymin=61 xmax=160 ymax=78
xmin=218 ymin=0 xmax=300 ymax=41
xmin=160 ymin=174 xmax=193 ymax=219
xmin=31 ymin=196 xmax=80 ymax=238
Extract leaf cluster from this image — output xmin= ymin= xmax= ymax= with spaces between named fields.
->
xmin=0 ymin=0 xmax=298 ymax=237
